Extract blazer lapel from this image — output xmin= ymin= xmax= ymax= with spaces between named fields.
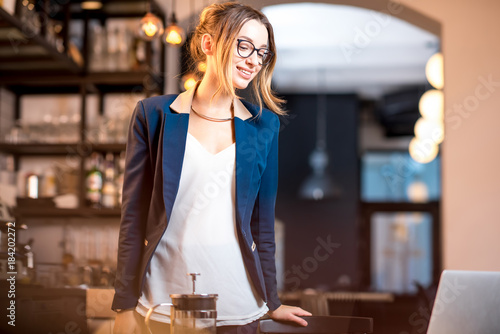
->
xmin=162 ymin=112 xmax=189 ymax=222
xmin=234 ymin=118 xmax=257 ymax=225
xmin=234 ymin=99 xmax=260 ymax=227
xmin=162 ymin=87 xmax=193 ymax=222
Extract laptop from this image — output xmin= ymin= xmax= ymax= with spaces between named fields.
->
xmin=427 ymin=270 xmax=500 ymax=334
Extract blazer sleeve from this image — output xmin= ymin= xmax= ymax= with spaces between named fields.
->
xmin=251 ymin=114 xmax=282 ymax=311
xmin=112 ymin=101 xmax=154 ymax=310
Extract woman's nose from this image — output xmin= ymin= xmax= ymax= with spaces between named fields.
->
xmin=246 ymin=52 xmax=260 ymax=66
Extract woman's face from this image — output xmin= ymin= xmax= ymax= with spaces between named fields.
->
xmin=232 ymin=19 xmax=269 ymax=90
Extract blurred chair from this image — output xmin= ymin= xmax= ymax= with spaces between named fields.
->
xmin=258 ymin=316 xmax=373 ymax=334
xmin=300 ymin=289 xmax=330 ymax=316
xmin=410 ymin=281 xmax=438 ymax=334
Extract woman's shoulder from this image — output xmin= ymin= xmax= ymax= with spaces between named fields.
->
xmin=133 ymin=94 xmax=179 ymax=124
xmin=241 ymin=100 xmax=280 ymax=130
xmin=139 ymin=94 xmax=178 ymax=112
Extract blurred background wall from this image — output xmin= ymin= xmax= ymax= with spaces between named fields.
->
xmin=397 ymin=0 xmax=500 ymax=272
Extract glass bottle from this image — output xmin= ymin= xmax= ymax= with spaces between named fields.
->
xmin=117 ymin=25 xmax=130 ymax=71
xmin=134 ymin=38 xmax=147 ymax=70
xmin=90 ymin=24 xmax=106 ymax=72
xmin=25 ymin=170 xmax=41 ymax=199
xmin=19 ymin=0 xmax=41 ymax=35
xmin=101 ymin=153 xmax=117 ymax=208
xmin=116 ymin=151 xmax=126 ymax=206
xmin=42 ymin=168 xmax=57 ymax=197
xmin=86 ymin=153 xmax=103 ymax=208
xmin=106 ymin=26 xmax=119 ymax=71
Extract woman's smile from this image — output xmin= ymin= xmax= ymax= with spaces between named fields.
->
xmin=237 ymin=66 xmax=254 ymax=79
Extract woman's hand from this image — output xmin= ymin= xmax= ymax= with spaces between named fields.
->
xmin=113 ymin=310 xmax=137 ymax=334
xmin=267 ymin=305 xmax=312 ymax=326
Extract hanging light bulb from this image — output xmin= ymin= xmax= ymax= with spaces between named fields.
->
xmin=425 ymin=52 xmax=444 ymax=90
xmin=138 ymin=0 xmax=164 ymax=41
xmin=198 ymin=62 xmax=207 ymax=73
xmin=138 ymin=12 xmax=164 ymax=41
xmin=406 ymin=180 xmax=429 ymax=203
xmin=414 ymin=117 xmax=444 ymax=144
xmin=181 ymin=73 xmax=199 ymax=91
xmin=409 ymin=137 xmax=439 ymax=164
xmin=164 ymin=14 xmax=186 ymax=46
xmin=81 ymin=1 xmax=103 ymax=10
xmin=164 ymin=0 xmax=185 ymax=46
xmin=419 ymin=89 xmax=444 ymax=121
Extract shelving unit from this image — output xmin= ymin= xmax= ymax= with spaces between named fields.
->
xmin=0 ymin=0 xmax=166 ymax=217
xmin=0 ymin=142 xmax=126 ymax=155
xmin=0 ymin=6 xmax=82 ymax=76
xmin=14 ymin=206 xmax=122 ymax=218
xmin=0 ymin=71 xmax=164 ymax=94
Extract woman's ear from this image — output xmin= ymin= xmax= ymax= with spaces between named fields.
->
xmin=201 ymin=33 xmax=214 ymax=55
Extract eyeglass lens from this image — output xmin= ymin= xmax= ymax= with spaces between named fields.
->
xmin=237 ymin=39 xmax=272 ymax=65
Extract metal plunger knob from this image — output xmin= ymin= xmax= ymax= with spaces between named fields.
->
xmin=187 ymin=273 xmax=200 ymax=294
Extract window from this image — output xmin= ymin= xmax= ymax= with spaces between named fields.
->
xmin=360 ymin=151 xmax=441 ymax=292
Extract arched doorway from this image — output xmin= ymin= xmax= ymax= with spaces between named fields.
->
xmin=252 ymin=0 xmax=441 ymax=37
xmin=256 ymin=3 xmax=443 ymax=333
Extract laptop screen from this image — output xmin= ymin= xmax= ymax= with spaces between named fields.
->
xmin=427 ymin=270 xmax=500 ymax=334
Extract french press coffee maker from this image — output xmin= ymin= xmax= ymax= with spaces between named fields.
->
xmin=145 ymin=273 xmax=218 ymax=334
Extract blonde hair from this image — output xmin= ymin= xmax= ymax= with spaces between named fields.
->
xmin=189 ymin=2 xmax=286 ymax=115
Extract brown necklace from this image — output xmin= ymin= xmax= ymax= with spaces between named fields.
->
xmin=191 ymin=104 xmax=234 ymax=122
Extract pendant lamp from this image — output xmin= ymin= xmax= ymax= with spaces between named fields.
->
xmin=138 ymin=0 xmax=164 ymax=41
xmin=298 ymin=93 xmax=340 ymax=200
xmin=179 ymin=0 xmax=198 ymax=91
xmin=164 ymin=0 xmax=186 ymax=46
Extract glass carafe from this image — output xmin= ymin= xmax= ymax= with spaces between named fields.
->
xmin=145 ymin=273 xmax=218 ymax=334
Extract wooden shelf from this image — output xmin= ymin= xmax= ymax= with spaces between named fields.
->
xmin=0 ymin=143 xmax=79 ymax=155
xmin=92 ymin=143 xmax=127 ymax=153
xmin=88 ymin=71 xmax=164 ymax=93
xmin=0 ymin=142 xmax=126 ymax=156
xmin=57 ymin=0 xmax=165 ymax=20
xmin=14 ymin=206 xmax=121 ymax=218
xmin=0 ymin=70 xmax=164 ymax=94
xmin=0 ymin=7 xmax=82 ymax=75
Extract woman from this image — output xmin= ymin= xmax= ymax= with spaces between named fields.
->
xmin=112 ymin=3 xmax=311 ymax=333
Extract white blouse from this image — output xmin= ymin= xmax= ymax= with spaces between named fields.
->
xmin=136 ymin=133 xmax=268 ymax=326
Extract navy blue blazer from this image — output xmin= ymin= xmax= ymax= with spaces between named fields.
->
xmin=112 ymin=87 xmax=282 ymax=312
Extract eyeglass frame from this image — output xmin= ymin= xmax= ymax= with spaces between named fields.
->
xmin=236 ymin=39 xmax=274 ymax=66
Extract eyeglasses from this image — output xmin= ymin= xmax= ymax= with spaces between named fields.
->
xmin=236 ymin=39 xmax=274 ymax=66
